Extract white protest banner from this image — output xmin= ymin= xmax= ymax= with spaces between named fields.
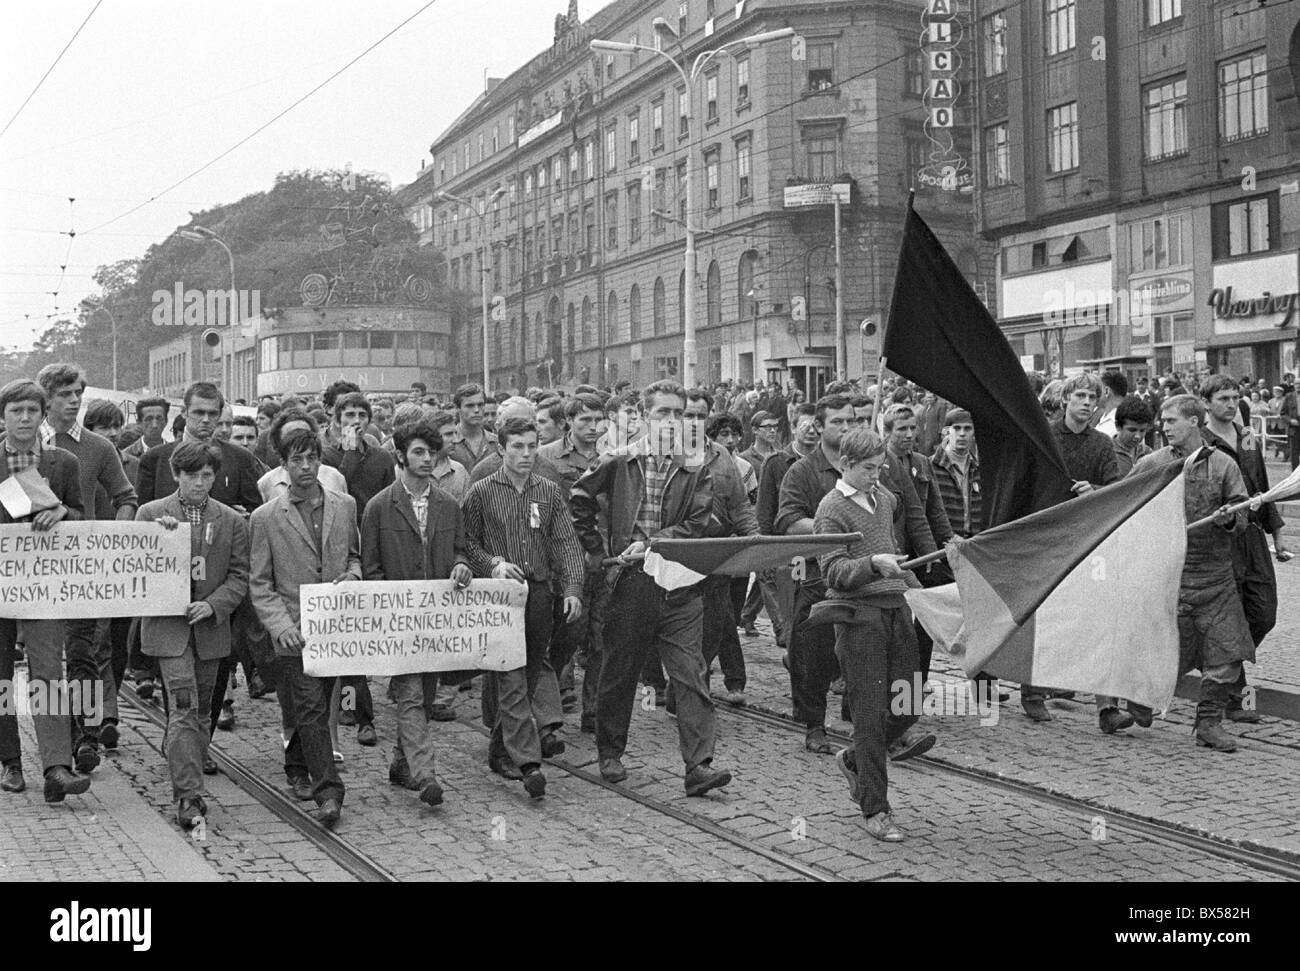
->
xmin=299 ymin=579 xmax=527 ymax=678
xmin=0 ymin=522 xmax=191 ymax=619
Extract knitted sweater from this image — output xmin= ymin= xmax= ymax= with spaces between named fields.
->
xmin=814 ymin=487 xmax=911 ymax=605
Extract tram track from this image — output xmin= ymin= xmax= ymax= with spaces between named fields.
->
xmin=711 ymin=697 xmax=1300 ymax=881
xmin=119 ymin=684 xmax=399 ymax=883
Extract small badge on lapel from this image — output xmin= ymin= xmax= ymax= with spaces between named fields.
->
xmin=205 ymin=522 xmax=214 ymax=545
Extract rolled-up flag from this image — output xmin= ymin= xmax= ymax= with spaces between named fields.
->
xmin=0 ymin=465 xmax=62 ymax=519
xmin=1187 ymin=463 xmax=1300 ymax=530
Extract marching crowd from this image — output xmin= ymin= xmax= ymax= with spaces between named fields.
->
xmin=0 ymin=361 xmax=1294 ymax=843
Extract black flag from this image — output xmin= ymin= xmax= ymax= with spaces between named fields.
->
xmin=881 ymin=200 xmax=1072 ymax=527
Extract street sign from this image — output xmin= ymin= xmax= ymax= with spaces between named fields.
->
xmin=783 ymin=183 xmax=851 ymax=208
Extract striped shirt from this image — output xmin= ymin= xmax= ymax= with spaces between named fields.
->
xmin=462 ymin=469 xmax=585 ymax=600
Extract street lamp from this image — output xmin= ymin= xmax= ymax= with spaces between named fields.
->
xmin=592 ymin=25 xmax=794 ymax=389
xmin=438 ymin=187 xmax=506 ymax=394
xmin=178 ymin=225 xmax=236 ymax=396
xmin=80 ymin=299 xmax=117 ymax=391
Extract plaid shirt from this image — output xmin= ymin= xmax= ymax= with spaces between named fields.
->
xmin=39 ymin=418 xmax=81 ymax=447
xmin=632 ymin=455 xmax=674 ymax=544
xmin=4 ymin=436 xmax=41 ymax=476
xmin=179 ymin=494 xmax=208 ymax=530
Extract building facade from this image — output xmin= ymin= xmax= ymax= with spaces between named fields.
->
xmin=399 ymin=0 xmax=994 ymax=397
xmin=973 ymin=0 xmax=1300 ymax=387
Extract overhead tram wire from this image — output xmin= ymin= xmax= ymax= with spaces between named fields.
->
xmin=0 ymin=0 xmax=104 ymax=143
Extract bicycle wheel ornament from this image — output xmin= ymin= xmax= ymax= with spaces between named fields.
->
xmin=301 ymin=273 xmax=330 ymax=307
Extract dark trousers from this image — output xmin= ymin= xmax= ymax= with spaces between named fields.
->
xmin=790 ymin=579 xmax=839 ymax=730
xmin=1289 ymin=429 xmax=1299 ymax=470
xmin=208 ymin=598 xmax=275 ymax=735
xmin=1235 ymin=524 xmax=1277 ymax=649
xmin=701 ymin=577 xmax=746 ymax=692
xmin=835 ymin=605 xmax=920 ymax=818
xmin=598 ymin=570 xmax=715 ymax=772
xmin=338 ymin=676 xmax=374 ymax=727
xmin=280 ymin=655 xmax=343 ymax=806
xmin=579 ymin=573 xmax=609 ymax=727
xmin=729 ymin=576 xmax=748 ymax=623
xmin=0 ymin=621 xmax=19 ymax=767
xmin=739 ymin=574 xmax=765 ymax=626
xmin=482 ymin=581 xmax=554 ymax=769
xmin=65 ymin=617 xmax=101 ymax=749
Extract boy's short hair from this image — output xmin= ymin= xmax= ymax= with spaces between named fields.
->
xmin=136 ymin=396 xmax=170 ymax=421
xmin=232 ymin=415 xmax=257 ymax=430
xmin=839 ymin=428 xmax=887 ymax=465
xmin=606 ymin=391 xmax=640 ymax=416
xmin=814 ymin=394 xmax=853 ymax=424
xmin=269 ymin=408 xmax=319 ymax=451
xmin=0 ymin=380 xmax=48 ymax=415
xmin=496 ymin=417 xmax=538 ymax=446
xmin=1100 ymin=371 xmax=1129 ymax=398
xmin=322 ymin=380 xmax=361 ymax=409
xmin=333 ymin=392 xmax=372 ymax=420
xmin=1061 ymin=374 xmax=1103 ymax=398
xmin=35 ymin=363 xmax=87 ymax=396
xmin=256 ymin=400 xmax=281 ymax=420
xmin=392 ymin=421 xmax=442 ymax=460
xmin=705 ymin=414 xmax=742 ymax=440
xmin=1161 ymin=394 xmax=1205 ymax=425
xmin=564 ymin=393 xmax=604 ymax=422
xmin=881 ymin=404 xmax=915 ymax=432
xmin=641 ymin=381 xmax=687 ymax=412
xmin=277 ymin=427 xmax=322 ymax=463
xmin=83 ymin=399 xmax=124 ymax=430
xmin=170 ymin=441 xmax=222 ymax=476
xmin=1114 ymin=396 xmax=1153 ymax=428
xmin=453 ymin=383 xmax=485 ymax=407
xmin=1198 ymin=373 xmax=1238 ymax=400
xmin=184 ymin=382 xmax=224 ymax=409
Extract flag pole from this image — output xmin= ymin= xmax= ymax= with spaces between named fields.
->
xmin=873 ymin=190 xmax=913 ymax=430
xmin=897 ymin=548 xmax=948 ymax=572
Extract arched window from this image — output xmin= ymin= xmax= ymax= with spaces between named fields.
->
xmin=678 ymin=270 xmax=686 ymax=332
xmin=629 ymin=284 xmax=641 ymax=341
xmin=653 ymin=277 xmax=666 ymax=335
xmin=737 ymin=250 xmax=758 ymax=320
xmin=607 ymin=291 xmax=620 ymax=344
xmin=706 ymin=260 xmax=721 ymax=328
xmin=581 ymin=296 xmax=593 ymax=346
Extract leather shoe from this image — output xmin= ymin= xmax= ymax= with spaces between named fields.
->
xmin=429 ymin=705 xmax=457 ymax=722
xmin=804 ymin=728 xmax=835 ymax=755
xmin=202 ymin=754 xmax=219 ymax=775
xmin=489 ymin=756 xmax=524 ymax=781
xmin=1099 ymin=707 xmax=1136 ymax=735
xmin=43 ymin=766 xmax=91 ymax=803
xmin=599 ymin=757 xmax=627 ymax=783
xmin=684 ymin=762 xmax=732 ymax=797
xmin=864 ymin=811 xmax=904 ymax=842
xmin=1194 ymin=721 xmax=1238 ymax=752
xmin=288 ymin=776 xmax=314 ymax=801
xmin=887 ymin=727 xmax=937 ymax=762
xmin=742 ymin=623 xmax=759 ymax=638
xmin=75 ymin=742 xmax=100 ymax=774
xmin=522 ymin=767 xmax=547 ymax=799
xmin=134 ymin=677 xmax=155 ymax=701
xmin=389 ymin=758 xmax=412 ymax=788
xmin=338 ymin=709 xmax=357 ymax=727
xmin=1022 ymin=699 xmax=1052 ymax=722
xmin=99 ymin=723 xmax=119 ymax=751
xmin=539 ymin=731 xmax=566 ymax=758
xmin=1227 ymin=708 xmax=1262 ymax=724
xmin=561 ymin=692 xmax=578 ymax=713
xmin=356 ymin=724 xmax=378 ymax=747
xmin=579 ymin=717 xmax=595 ymax=734
xmin=1127 ymin=702 xmax=1154 ymax=728
xmin=177 ymin=796 xmax=207 ymax=829
xmin=314 ymin=798 xmax=341 ymax=826
xmin=216 ymin=704 xmax=235 ymax=731
xmin=1 ymin=763 xmax=25 ymax=793
xmin=416 ymin=777 xmax=444 ymax=807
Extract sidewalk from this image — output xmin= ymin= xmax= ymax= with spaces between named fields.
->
xmin=0 ymin=670 xmax=221 ymax=883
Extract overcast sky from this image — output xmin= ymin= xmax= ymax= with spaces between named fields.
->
xmin=0 ymin=0 xmax=602 ymax=350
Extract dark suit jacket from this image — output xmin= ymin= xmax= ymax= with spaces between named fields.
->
xmin=135 ymin=494 xmax=249 ymax=660
xmin=138 ymin=439 xmax=263 ymax=511
xmin=360 ymin=480 xmax=469 ymax=582
xmin=0 ymin=445 xmax=84 ymax=523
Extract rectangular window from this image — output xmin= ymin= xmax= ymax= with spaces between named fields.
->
xmin=507 ymin=115 xmax=515 ymax=144
xmin=706 ymin=73 xmax=719 ymax=121
xmin=982 ymin=11 xmax=1008 ymax=76
xmin=605 ymin=127 xmax=617 ymax=172
xmin=1128 ymin=212 xmax=1192 ymax=273
xmin=737 ymin=57 xmax=750 ymax=103
xmin=525 ymin=173 xmax=533 ymax=197
xmin=570 ymin=148 xmax=579 ymax=180
xmin=653 ymin=169 xmax=667 ymax=232
xmin=1047 ymin=101 xmax=1079 ymax=172
xmin=493 ymin=125 xmax=499 ymax=154
xmin=628 ymin=183 xmax=642 ymax=242
xmin=985 ymin=123 xmax=1011 ymax=186
xmin=737 ymin=138 xmax=752 ymax=200
xmin=583 ymin=204 xmax=596 ymax=252
xmin=652 ymin=100 xmax=664 ymax=149
xmin=628 ymin=114 xmax=640 ymax=160
xmin=537 ymin=163 xmax=546 ymax=192
xmin=1045 ymin=0 xmax=1076 ymax=56
xmin=1212 ymin=194 xmax=1275 ymax=259
xmin=567 ymin=210 xmax=579 ymax=254
xmin=705 ymin=149 xmax=720 ymax=209
xmin=676 ymin=161 xmax=687 ymax=221
xmin=553 ymin=156 xmax=563 ymax=188
xmin=905 ymin=135 xmax=927 ymax=182
xmin=678 ymin=88 xmax=689 ymax=137
xmin=679 ymin=0 xmax=688 ymax=36
xmin=1143 ymin=76 xmax=1188 ymax=160
xmin=1219 ymin=51 xmax=1269 ymax=142
xmin=1147 ymin=0 xmax=1181 ymax=27
xmin=605 ymin=53 xmax=615 ymax=81
xmin=808 ymin=42 xmax=835 ymax=91
xmin=584 ymin=140 xmax=595 ymax=179
xmin=605 ymin=193 xmax=618 ymax=249
xmin=804 ymin=126 xmax=839 ymax=180
xmin=904 ymin=50 xmax=924 ymax=97
xmin=478 ymin=133 xmax=485 ymax=161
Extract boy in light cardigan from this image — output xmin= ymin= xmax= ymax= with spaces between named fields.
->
xmin=812 ymin=427 xmax=936 ymax=843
